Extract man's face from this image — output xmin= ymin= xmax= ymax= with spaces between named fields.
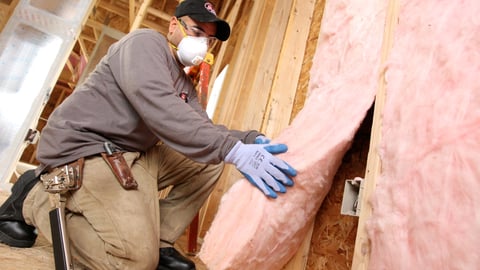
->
xmin=168 ymin=16 xmax=218 ymax=48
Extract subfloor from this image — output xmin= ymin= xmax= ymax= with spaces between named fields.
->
xmin=0 ymin=191 xmax=207 ymax=270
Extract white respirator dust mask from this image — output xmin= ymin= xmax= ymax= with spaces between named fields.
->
xmin=176 ymin=36 xmax=208 ymax=67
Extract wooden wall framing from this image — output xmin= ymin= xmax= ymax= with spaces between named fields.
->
xmin=2 ymin=0 xmax=373 ymax=269
xmin=201 ymin=0 xmax=318 ymax=229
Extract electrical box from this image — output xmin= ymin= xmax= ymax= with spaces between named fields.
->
xmin=341 ymin=177 xmax=364 ymax=217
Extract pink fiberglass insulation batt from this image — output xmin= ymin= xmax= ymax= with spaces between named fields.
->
xmin=198 ymin=1 xmax=387 ymax=269
xmin=366 ymin=1 xmax=480 ymax=269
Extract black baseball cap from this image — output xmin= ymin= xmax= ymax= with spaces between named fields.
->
xmin=175 ymin=0 xmax=231 ymax=41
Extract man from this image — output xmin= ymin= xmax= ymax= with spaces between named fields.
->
xmin=0 ymin=1 xmax=297 ymax=269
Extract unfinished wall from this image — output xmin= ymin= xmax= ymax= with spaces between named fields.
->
xmin=2 ymin=0 xmax=367 ymax=269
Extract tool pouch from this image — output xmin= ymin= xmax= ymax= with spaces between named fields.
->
xmin=41 ymin=158 xmax=84 ymax=193
xmin=101 ymin=152 xmax=138 ymax=190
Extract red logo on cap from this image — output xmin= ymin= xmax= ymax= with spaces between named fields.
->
xmin=204 ymin=2 xmax=217 ymax=16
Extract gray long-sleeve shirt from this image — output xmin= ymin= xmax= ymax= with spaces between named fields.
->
xmin=36 ymin=29 xmax=259 ymax=172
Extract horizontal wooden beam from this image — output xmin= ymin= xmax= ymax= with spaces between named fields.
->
xmin=146 ymin=6 xmax=171 ymax=21
xmin=85 ymin=18 xmax=105 ymax=31
xmin=140 ymin=19 xmax=165 ymax=32
xmin=97 ymin=0 xmax=171 ymax=24
xmin=80 ymin=34 xmax=97 ymax=44
xmin=97 ymin=0 xmax=128 ymax=18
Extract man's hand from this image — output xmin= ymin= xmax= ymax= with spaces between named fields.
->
xmin=254 ymin=135 xmax=271 ymax=144
xmin=225 ymin=142 xmax=297 ymax=198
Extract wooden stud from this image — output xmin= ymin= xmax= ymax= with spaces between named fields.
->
xmin=234 ymin=0 xmax=294 ymax=132
xmin=267 ymin=1 xmax=316 ymax=269
xmin=351 ymin=0 xmax=400 ymax=269
xmin=206 ymin=0 xmax=241 ymax=98
xmin=129 ymin=0 xmax=135 ymax=28
xmin=264 ymin=0 xmax=316 ymax=138
xmin=77 ymin=38 xmax=89 ymax=61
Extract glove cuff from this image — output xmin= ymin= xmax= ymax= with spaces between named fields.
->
xmin=224 ymin=141 xmax=242 ymax=164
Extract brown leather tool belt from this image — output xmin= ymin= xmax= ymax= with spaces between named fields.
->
xmin=101 ymin=152 xmax=138 ymax=190
xmin=40 ymin=158 xmax=84 ymax=193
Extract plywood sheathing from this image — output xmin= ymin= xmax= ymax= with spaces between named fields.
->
xmin=282 ymin=0 xmax=324 ymax=268
xmin=307 ymin=108 xmax=373 ymax=270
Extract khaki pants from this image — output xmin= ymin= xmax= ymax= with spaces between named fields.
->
xmin=23 ymin=144 xmax=223 ymax=270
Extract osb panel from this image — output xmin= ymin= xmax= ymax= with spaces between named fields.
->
xmin=306 ymin=108 xmax=373 ymax=270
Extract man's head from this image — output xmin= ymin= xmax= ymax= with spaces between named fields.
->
xmin=168 ymin=0 xmax=230 ymax=66
xmin=174 ymin=0 xmax=230 ymax=41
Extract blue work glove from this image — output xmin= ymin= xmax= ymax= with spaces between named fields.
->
xmin=254 ymin=135 xmax=271 ymax=144
xmin=225 ymin=141 xmax=297 ymax=198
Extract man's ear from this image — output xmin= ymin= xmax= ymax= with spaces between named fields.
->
xmin=168 ymin=16 xmax=178 ymax=34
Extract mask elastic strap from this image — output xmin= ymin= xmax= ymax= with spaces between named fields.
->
xmin=169 ymin=18 xmax=188 ymax=50
xmin=169 ymin=42 xmax=178 ymax=51
xmin=177 ymin=18 xmax=188 ymax=37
